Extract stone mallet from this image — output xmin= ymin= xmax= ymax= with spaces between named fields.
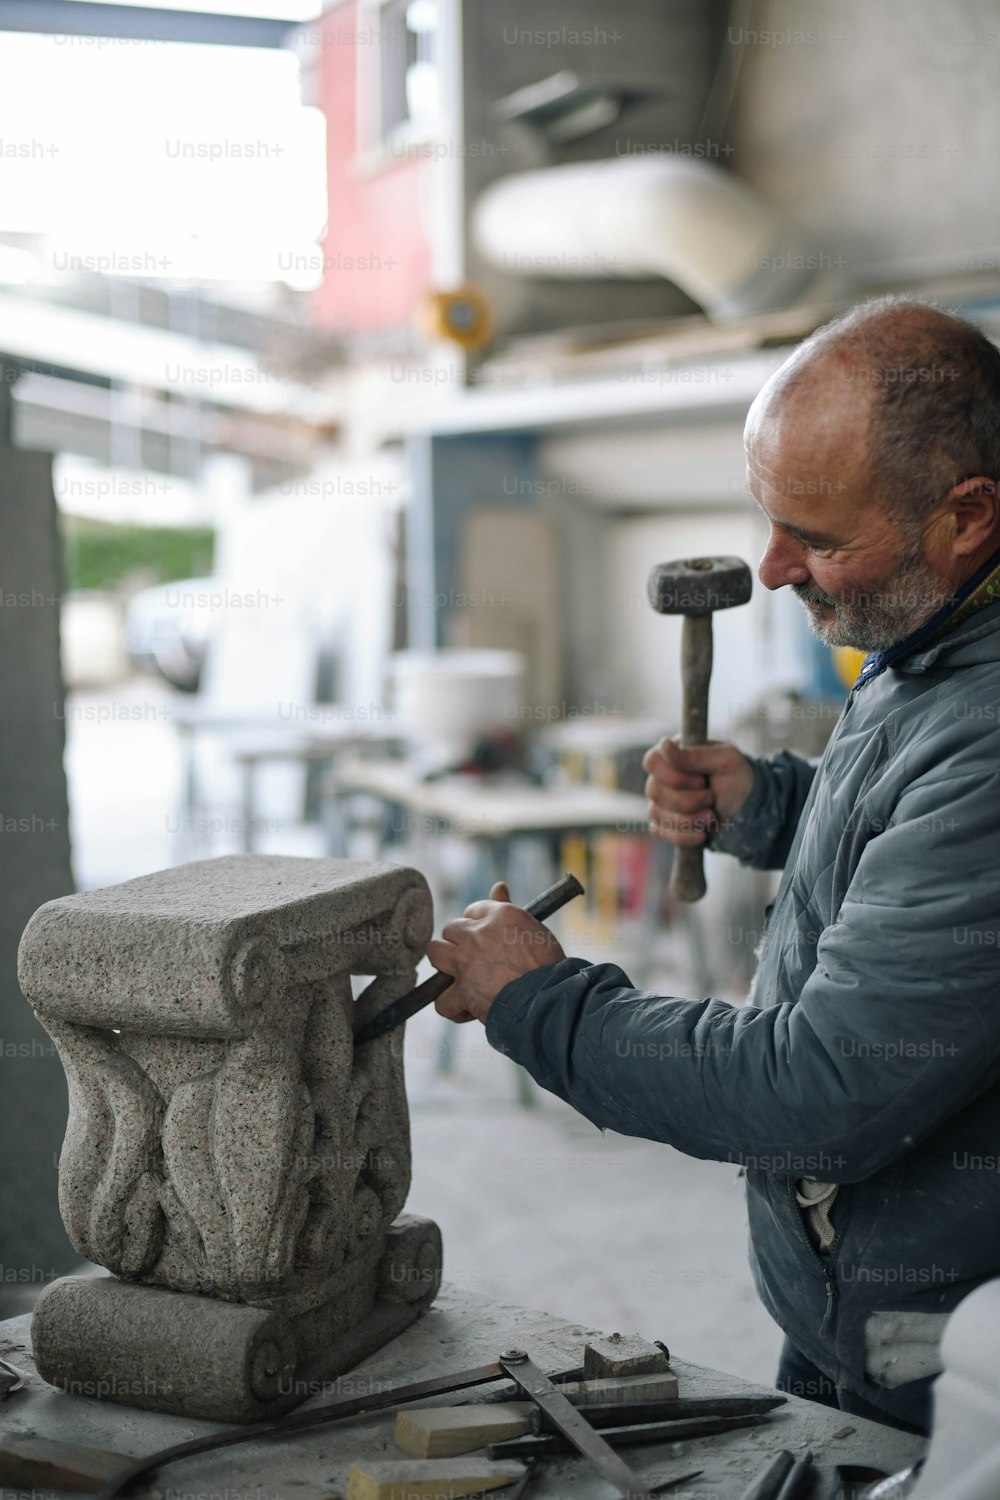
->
xmin=647 ymin=555 xmax=753 ymax=902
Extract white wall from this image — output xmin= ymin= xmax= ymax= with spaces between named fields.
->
xmin=733 ymin=0 xmax=1000 ymax=282
xmin=542 ymin=420 xmax=752 ymax=509
xmin=601 ymin=507 xmax=801 ymax=732
xmin=538 ymin=415 xmax=813 ymax=725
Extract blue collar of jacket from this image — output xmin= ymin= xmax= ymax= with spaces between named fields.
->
xmin=855 ymin=544 xmax=1000 ymax=687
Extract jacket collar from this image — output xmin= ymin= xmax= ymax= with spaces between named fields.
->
xmin=855 ymin=544 xmax=1000 ymax=687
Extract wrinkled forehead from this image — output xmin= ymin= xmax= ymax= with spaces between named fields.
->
xmin=745 ymin=350 xmax=877 ymax=492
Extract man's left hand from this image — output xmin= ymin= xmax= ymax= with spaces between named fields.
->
xmin=428 ymin=882 xmax=566 ymax=1025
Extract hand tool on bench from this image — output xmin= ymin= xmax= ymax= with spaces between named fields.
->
xmin=348 ymin=1455 xmax=528 ymax=1498
xmin=736 ymin=1451 xmax=796 ymax=1500
xmin=736 ymin=1449 xmax=813 ymax=1500
xmin=647 ymin=554 xmax=753 ymax=901
xmin=398 ymin=1394 xmax=787 ymax=1458
xmin=349 ymin=1455 xmax=704 ymax=1500
xmin=505 ymin=1455 xmax=540 ymax=1499
xmin=498 ymin=1347 xmax=662 ymax=1500
xmin=0 ymin=1356 xmax=27 ymax=1400
xmin=489 ymin=1410 xmax=770 ymax=1459
xmin=0 ymin=1434 xmax=134 ymax=1494
xmin=555 ymin=1394 xmax=785 ymax=1427
xmin=776 ymin=1449 xmax=813 ymax=1500
xmin=96 ymin=1354 xmax=583 ymax=1500
xmin=353 ymin=871 xmax=585 ymax=1043
xmin=648 ymin=1477 xmax=704 ymax=1497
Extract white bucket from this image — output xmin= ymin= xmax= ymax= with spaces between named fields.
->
xmin=389 ymin=650 xmax=525 ymax=758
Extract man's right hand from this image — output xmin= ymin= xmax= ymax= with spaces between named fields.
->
xmin=642 ymin=737 xmax=755 ymax=847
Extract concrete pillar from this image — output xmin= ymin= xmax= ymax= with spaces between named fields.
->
xmin=0 ymin=361 xmax=75 ymax=1315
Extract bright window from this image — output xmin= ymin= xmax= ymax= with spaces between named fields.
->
xmin=0 ymin=29 xmax=326 ymax=284
xmin=359 ymin=0 xmax=439 ymax=154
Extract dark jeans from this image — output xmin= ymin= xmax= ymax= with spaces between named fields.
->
xmin=776 ymin=1339 xmax=927 ymax=1435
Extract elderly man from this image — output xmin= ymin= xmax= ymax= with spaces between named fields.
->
xmin=428 ymin=298 xmax=1000 ymax=1434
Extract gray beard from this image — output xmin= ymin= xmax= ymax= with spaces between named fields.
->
xmin=794 ymin=542 xmax=952 ymax=652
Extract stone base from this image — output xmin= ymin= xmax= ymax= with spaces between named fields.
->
xmin=31 ymin=1214 xmax=442 ymax=1423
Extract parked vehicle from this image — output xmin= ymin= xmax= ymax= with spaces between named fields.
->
xmin=124 ymin=578 xmax=216 ymax=692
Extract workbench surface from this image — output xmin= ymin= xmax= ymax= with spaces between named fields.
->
xmin=1 ymin=1283 xmax=925 ymax=1499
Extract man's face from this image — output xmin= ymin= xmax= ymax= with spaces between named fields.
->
xmin=745 ymin=376 xmax=951 ymax=652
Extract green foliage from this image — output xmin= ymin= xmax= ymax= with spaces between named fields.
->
xmin=62 ymin=517 xmax=215 ymax=593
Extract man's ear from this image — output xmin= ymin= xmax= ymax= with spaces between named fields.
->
xmin=942 ymin=476 xmax=999 ymax=556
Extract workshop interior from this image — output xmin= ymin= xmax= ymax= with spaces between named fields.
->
xmin=2 ymin=1 xmax=1000 ymax=1497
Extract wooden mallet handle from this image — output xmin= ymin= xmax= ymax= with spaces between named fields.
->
xmin=674 ymin=614 xmax=713 ymax=902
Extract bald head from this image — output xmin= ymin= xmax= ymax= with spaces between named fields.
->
xmin=747 ymin=297 xmax=1000 ymax=530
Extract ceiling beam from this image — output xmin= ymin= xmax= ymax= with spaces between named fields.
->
xmin=0 ymin=1 xmax=296 ymax=48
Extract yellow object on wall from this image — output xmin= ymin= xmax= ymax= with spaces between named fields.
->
xmin=832 ymin=645 xmax=866 ymax=691
xmin=419 ymin=285 xmax=494 ymax=350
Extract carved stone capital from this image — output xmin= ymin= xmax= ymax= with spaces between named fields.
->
xmin=19 ymin=855 xmax=443 ymax=1419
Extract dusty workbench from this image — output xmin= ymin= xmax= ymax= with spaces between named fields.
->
xmin=1 ymin=1283 xmax=925 ymax=1499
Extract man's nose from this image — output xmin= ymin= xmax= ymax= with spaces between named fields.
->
xmin=758 ymin=527 xmax=812 ymax=591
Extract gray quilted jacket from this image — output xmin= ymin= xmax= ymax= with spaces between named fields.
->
xmin=487 ymin=602 xmax=1000 ymax=1428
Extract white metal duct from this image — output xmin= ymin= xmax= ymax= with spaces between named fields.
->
xmin=473 ymin=156 xmax=818 ymax=323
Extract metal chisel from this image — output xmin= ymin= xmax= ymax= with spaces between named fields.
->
xmin=353 ymin=872 xmax=584 ymax=1044
xmin=490 ymin=1411 xmax=770 ymax=1459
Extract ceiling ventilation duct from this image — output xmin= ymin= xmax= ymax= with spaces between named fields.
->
xmin=473 ymin=156 xmax=819 ymax=323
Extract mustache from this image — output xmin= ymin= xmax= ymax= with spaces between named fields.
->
xmin=793 ymin=583 xmax=837 ymax=608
